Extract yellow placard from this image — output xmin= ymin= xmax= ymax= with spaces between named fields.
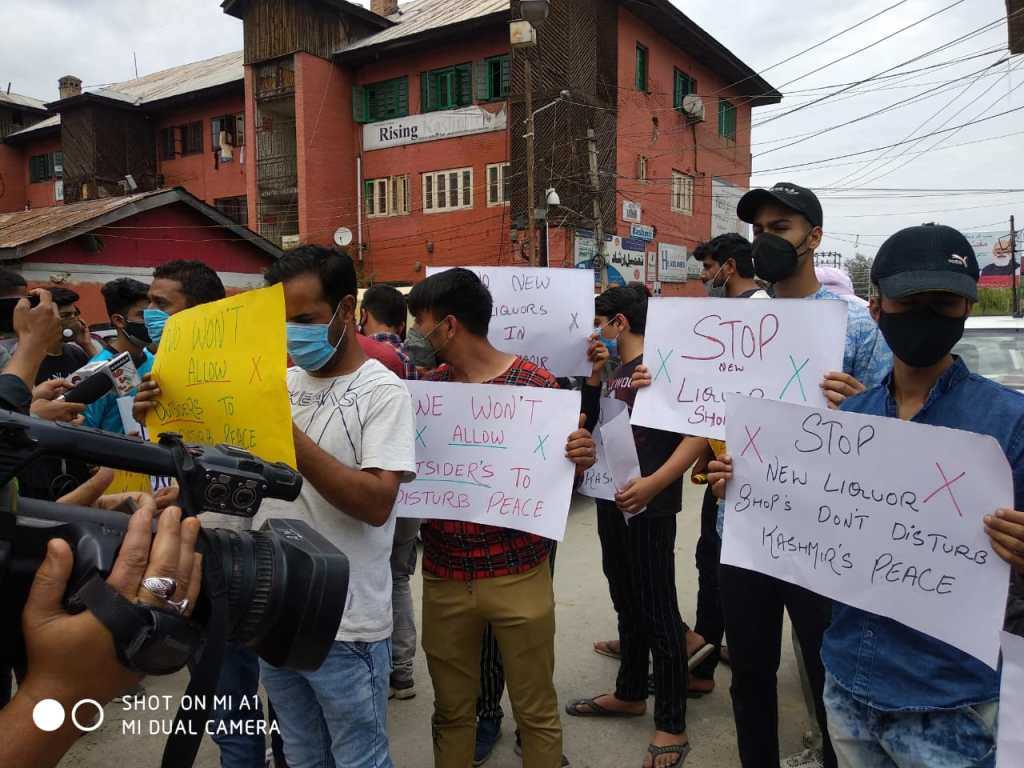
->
xmin=145 ymin=284 xmax=296 ymax=468
xmin=107 ymin=470 xmax=153 ymax=495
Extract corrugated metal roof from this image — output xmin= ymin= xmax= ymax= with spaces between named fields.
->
xmin=0 ymin=91 xmax=47 ymax=111
xmin=5 ymin=114 xmax=60 ymax=140
xmin=0 ymin=191 xmax=162 ymax=249
xmin=342 ymin=0 xmax=508 ymax=52
xmin=89 ymin=50 xmax=244 ymax=106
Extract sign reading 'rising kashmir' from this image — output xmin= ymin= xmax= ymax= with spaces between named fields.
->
xmin=363 ymin=105 xmax=507 ymax=151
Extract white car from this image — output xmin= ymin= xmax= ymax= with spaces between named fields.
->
xmin=955 ymin=316 xmax=1024 ymax=391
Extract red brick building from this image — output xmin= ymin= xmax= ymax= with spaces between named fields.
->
xmin=0 ymin=0 xmax=779 ymax=301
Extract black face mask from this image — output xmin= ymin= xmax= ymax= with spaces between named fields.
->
xmin=752 ymin=232 xmax=808 ymax=284
xmin=122 ymin=320 xmax=151 ymax=346
xmin=877 ymin=307 xmax=967 ymax=368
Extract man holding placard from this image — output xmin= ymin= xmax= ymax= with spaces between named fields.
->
xmin=258 ymin=246 xmax=417 ymax=768
xmin=407 ymin=268 xmax=595 ymax=768
xmin=711 ymin=224 xmax=1024 ymax=767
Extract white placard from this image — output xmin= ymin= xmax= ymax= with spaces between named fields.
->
xmin=600 ymin=398 xmax=644 ymax=521
xmin=722 ymin=396 xmax=1012 ymax=669
xmin=578 ymin=428 xmax=616 ymax=501
xmin=711 ymin=177 xmax=747 ymax=239
xmin=997 ymin=630 xmax=1024 ymax=766
xmin=396 ymin=381 xmax=582 ymax=541
xmin=363 ymin=105 xmax=507 ymax=151
xmin=426 ymin=266 xmax=593 ymax=377
xmin=632 ymin=297 xmax=848 ymax=440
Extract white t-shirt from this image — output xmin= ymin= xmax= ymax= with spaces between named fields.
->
xmin=255 ymin=359 xmax=416 ymax=642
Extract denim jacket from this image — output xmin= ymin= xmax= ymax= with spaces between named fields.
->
xmin=822 ymin=358 xmax=1024 ymax=711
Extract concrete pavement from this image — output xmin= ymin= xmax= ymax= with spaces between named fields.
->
xmin=65 ymin=484 xmax=815 ymax=767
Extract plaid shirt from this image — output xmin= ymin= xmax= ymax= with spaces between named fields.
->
xmin=371 ymin=332 xmax=418 ymax=381
xmin=421 ymin=357 xmax=559 ymax=581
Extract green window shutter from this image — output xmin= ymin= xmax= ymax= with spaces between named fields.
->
xmin=421 ymin=72 xmax=430 ymax=112
xmin=673 ymin=71 xmax=682 ymax=110
xmin=635 ymin=45 xmax=647 ymax=91
xmin=352 ymin=85 xmax=367 ymax=123
xmin=500 ymin=56 xmax=511 ymax=98
xmin=475 ymin=60 xmax=490 ymax=101
xmin=457 ymin=64 xmax=473 ymax=106
xmin=395 ymin=76 xmax=409 ymax=117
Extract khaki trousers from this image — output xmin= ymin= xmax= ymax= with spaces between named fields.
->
xmin=423 ymin=561 xmax=562 ymax=768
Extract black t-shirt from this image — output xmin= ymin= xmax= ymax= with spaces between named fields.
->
xmin=35 ymin=343 xmax=89 ymax=384
xmin=20 ymin=343 xmax=92 ymax=501
xmin=583 ymin=355 xmax=685 ymax=516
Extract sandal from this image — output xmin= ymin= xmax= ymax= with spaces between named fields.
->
xmin=565 ymin=697 xmax=644 ymax=718
xmin=593 ymin=639 xmax=621 ymax=660
xmin=645 ymin=742 xmax=691 ymax=768
xmin=687 ymin=644 xmax=715 ymax=672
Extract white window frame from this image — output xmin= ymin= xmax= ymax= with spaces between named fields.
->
xmin=637 ymin=154 xmax=648 ymax=183
xmin=423 ymin=167 xmax=474 ymax=214
xmin=366 ymin=175 xmax=411 ymax=218
xmin=486 ymin=162 xmax=510 ymax=207
xmin=671 ymin=170 xmax=694 ymax=216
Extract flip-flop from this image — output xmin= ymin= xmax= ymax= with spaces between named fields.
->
xmin=687 ymin=644 xmax=715 ymax=672
xmin=645 ymin=742 xmax=691 ymax=768
xmin=565 ymin=697 xmax=644 ymax=718
xmin=593 ymin=640 xmax=621 ymax=660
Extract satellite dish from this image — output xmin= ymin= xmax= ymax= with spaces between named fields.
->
xmin=333 ymin=227 xmax=354 ymax=248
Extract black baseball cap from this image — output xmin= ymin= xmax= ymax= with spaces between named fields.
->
xmin=871 ymin=224 xmax=979 ymax=301
xmin=737 ymin=182 xmax=823 ymax=228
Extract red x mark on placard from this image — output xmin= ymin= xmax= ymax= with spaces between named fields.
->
xmin=741 ymin=425 xmax=764 ymax=464
xmin=922 ymin=462 xmax=966 ymax=517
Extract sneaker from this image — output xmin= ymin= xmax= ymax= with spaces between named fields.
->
xmin=474 ymin=717 xmax=502 ymax=766
xmin=514 ymin=729 xmax=571 ymax=766
xmin=389 ymin=674 xmax=416 ymax=701
xmin=781 ymin=748 xmax=825 ymax=768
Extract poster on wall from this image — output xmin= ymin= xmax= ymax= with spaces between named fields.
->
xmin=574 ymin=230 xmax=647 ymax=286
xmin=712 ymin=177 xmax=748 ymax=239
xmin=965 ymin=230 xmax=1022 ymax=286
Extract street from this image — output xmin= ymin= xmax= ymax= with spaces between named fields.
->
xmin=65 ymin=482 xmax=814 ymax=767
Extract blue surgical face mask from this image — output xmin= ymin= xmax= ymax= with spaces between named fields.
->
xmin=143 ymin=308 xmax=170 ymax=346
xmin=287 ymin=304 xmax=347 ymax=372
xmin=597 ymin=318 xmax=620 ymax=359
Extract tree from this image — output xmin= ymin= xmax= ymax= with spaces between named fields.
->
xmin=844 ymin=253 xmax=874 ymax=299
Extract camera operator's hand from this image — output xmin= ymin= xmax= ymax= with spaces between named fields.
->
xmin=29 ymin=377 xmax=86 ymax=423
xmin=32 ymin=378 xmax=70 ymax=402
xmin=0 ymin=503 xmax=202 ymax=768
xmin=132 ymin=373 xmax=161 ymax=424
xmin=57 ymin=468 xmax=114 ymax=507
xmin=4 ymin=290 xmax=59 ymax=392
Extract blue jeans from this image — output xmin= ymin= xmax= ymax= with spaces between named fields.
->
xmin=261 ymin=639 xmax=393 ymax=768
xmin=210 ymin=644 xmax=265 ymax=768
xmin=824 ymin=673 xmax=998 ymax=768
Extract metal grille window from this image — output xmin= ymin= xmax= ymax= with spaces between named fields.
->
xmin=718 ymin=98 xmax=737 ymax=141
xmin=354 ymin=77 xmax=409 ymax=124
xmin=673 ymin=69 xmax=696 ymax=110
xmin=635 ymin=44 xmax=649 ymax=92
xmin=671 ymin=171 xmax=694 ymax=215
xmin=365 ymin=175 xmax=410 ymax=218
xmin=423 ymin=167 xmax=473 ymax=213
xmin=29 ymin=153 xmax=53 ymax=183
xmin=422 ymin=64 xmax=473 ymax=112
xmin=214 ymin=195 xmax=248 ymax=226
xmin=486 ymin=163 xmax=510 ymax=206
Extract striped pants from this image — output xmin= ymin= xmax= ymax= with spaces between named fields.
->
xmin=476 ymin=545 xmax=558 ymax=721
xmin=596 ymin=502 xmax=688 ymax=734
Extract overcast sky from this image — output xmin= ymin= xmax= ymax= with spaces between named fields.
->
xmin=1 ymin=0 xmax=1019 ymax=258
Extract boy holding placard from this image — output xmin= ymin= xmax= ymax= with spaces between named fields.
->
xmin=712 ymin=224 xmax=1024 ymax=767
xmin=408 ymin=268 xmax=595 ymax=768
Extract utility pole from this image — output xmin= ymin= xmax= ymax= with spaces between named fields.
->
xmin=525 ymin=56 xmax=537 ymax=266
xmin=588 ymin=128 xmax=608 ymax=290
xmin=1012 ymin=215 xmax=1021 ymax=317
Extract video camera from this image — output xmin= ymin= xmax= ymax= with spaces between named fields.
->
xmin=0 ymin=411 xmax=349 ymax=768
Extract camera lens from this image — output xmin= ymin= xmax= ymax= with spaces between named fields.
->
xmin=200 ymin=520 xmax=348 ymax=671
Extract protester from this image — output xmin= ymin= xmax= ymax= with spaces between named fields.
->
xmin=569 ymin=283 xmax=709 ymax=768
xmin=700 ymin=233 xmax=770 ymax=300
xmin=815 ymin=266 xmax=868 ymax=308
xmin=83 ymin=278 xmax=153 ymax=434
xmin=361 ymin=284 xmax=416 ymax=380
xmin=702 ymin=182 xmax=893 ymax=768
xmin=258 ymin=246 xmax=417 ymax=768
xmin=35 ymin=287 xmax=90 ymax=384
xmin=407 ymin=267 xmax=595 ymax=768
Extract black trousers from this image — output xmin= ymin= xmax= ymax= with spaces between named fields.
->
xmin=692 ymin=486 xmax=724 ymax=681
xmin=476 ymin=545 xmax=558 ymax=721
xmin=719 ymin=564 xmax=837 ymax=768
xmin=597 ymin=503 xmax=687 ymax=734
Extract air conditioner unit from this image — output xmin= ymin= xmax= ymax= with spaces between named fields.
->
xmin=682 ymin=94 xmax=706 ymax=124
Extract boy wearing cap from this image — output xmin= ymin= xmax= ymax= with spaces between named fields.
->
xmin=819 ymin=224 xmax=1024 ymax=766
xmin=706 ymin=183 xmax=893 ymax=768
